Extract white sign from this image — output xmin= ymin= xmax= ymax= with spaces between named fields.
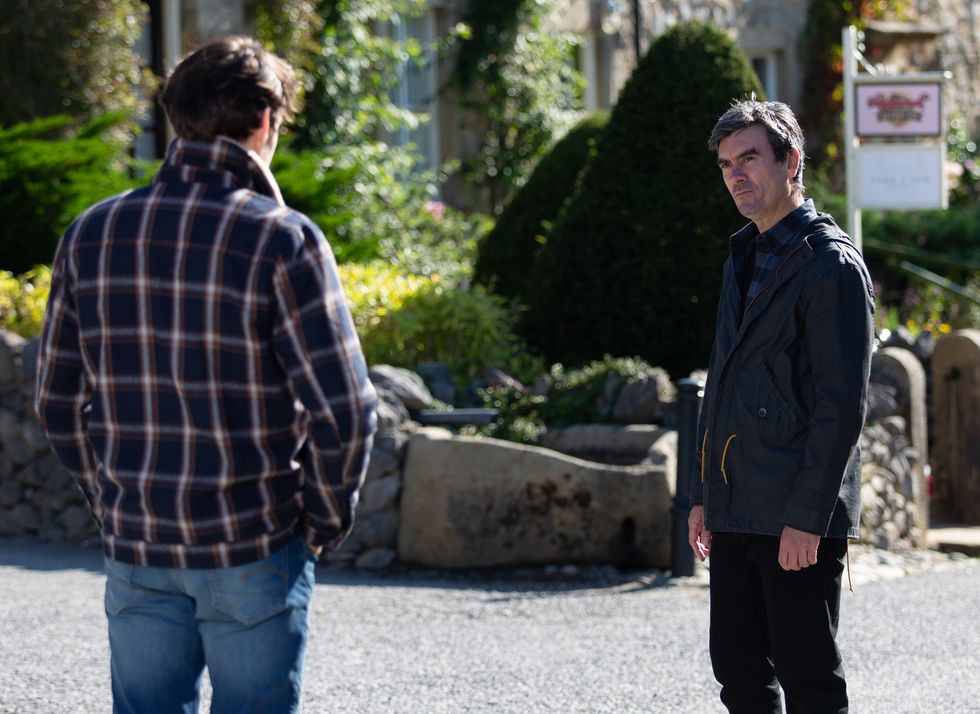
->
xmin=857 ymin=144 xmax=947 ymax=210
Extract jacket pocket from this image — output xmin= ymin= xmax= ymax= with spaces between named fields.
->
xmin=759 ymin=363 xmax=805 ymax=437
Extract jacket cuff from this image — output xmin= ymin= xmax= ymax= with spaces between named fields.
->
xmin=780 ymin=503 xmax=831 ymax=536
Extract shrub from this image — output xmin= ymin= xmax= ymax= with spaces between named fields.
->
xmin=274 ymin=143 xmax=491 ymax=281
xmin=0 ymin=114 xmax=149 ymax=273
xmin=338 ymin=262 xmax=518 ymax=385
xmin=474 ymin=112 xmax=608 ymax=302
xmin=0 ymin=265 xmax=51 ymax=338
xmin=470 ymin=355 xmax=668 ymax=444
xmin=522 ymin=22 xmax=762 ymax=377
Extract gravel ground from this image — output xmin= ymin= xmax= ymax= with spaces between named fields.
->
xmin=0 ymin=537 xmax=977 ymax=713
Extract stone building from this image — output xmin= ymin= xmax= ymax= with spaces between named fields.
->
xmin=135 ymin=1 xmax=980 ymax=163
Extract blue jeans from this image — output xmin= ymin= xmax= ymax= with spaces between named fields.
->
xmin=104 ymin=536 xmax=316 ymax=714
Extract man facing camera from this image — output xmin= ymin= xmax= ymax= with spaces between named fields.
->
xmin=689 ymin=99 xmax=874 ymax=714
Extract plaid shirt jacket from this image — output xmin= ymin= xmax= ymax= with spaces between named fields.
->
xmin=35 ymin=137 xmax=378 ymax=569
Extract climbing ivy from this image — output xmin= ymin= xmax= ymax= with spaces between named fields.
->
xmin=447 ymin=0 xmax=583 ymax=214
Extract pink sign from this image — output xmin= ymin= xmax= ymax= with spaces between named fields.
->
xmin=855 ymin=83 xmax=942 ymax=137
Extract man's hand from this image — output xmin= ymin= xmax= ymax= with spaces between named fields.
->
xmin=688 ymin=505 xmax=712 ymax=561
xmin=778 ymin=525 xmax=820 ymax=571
xmin=309 ymin=545 xmax=323 ymax=558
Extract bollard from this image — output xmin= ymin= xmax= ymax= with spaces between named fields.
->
xmin=672 ymin=378 xmax=704 ymax=577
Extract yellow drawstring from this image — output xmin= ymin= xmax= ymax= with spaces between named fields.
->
xmin=700 ymin=431 xmax=709 ymax=483
xmin=846 ymin=539 xmax=854 ymax=594
xmin=720 ymin=434 xmax=736 ymax=484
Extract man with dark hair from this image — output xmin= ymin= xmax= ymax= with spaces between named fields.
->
xmin=35 ymin=36 xmax=377 ymax=713
xmin=689 ymin=98 xmax=874 ymax=713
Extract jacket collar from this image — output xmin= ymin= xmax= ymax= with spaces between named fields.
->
xmin=730 ymin=198 xmax=818 ymax=257
xmin=154 ymin=136 xmax=285 ymax=207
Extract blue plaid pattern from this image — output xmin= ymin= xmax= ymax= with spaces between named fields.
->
xmin=731 ymin=199 xmax=818 ymax=308
xmin=35 ymin=138 xmax=377 ymax=569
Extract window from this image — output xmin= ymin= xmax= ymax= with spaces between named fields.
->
xmin=750 ymin=53 xmax=780 ymax=100
xmin=391 ymin=11 xmax=440 ymax=172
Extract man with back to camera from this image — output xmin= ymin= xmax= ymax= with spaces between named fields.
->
xmin=35 ymin=36 xmax=377 ymax=713
xmin=688 ymin=99 xmax=874 ymax=713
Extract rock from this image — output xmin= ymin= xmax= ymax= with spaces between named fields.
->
xmin=359 ymin=474 xmax=401 ymax=514
xmin=369 ymin=365 xmax=433 ymax=411
xmin=366 ymin=446 xmax=400 ymax=482
xmin=398 ymin=428 xmax=675 ymax=569
xmin=413 ymin=361 xmax=456 ymax=405
xmin=0 ymin=503 xmax=41 ymax=534
xmin=541 ymin=424 xmax=676 ymax=468
xmin=374 ymin=429 xmax=410 ymax=457
xmin=0 ymin=331 xmax=25 ymax=389
xmin=911 ymin=330 xmax=935 ymax=362
xmin=56 ymin=506 xmax=97 ymax=541
xmin=869 ymin=441 xmax=891 ymax=466
xmin=893 ymin=510 xmax=909 ymax=536
xmin=532 ymin=373 xmax=552 ymax=396
xmin=355 ymin=547 xmax=397 ymax=570
xmin=20 ymin=337 xmax=39 ymax=386
xmin=20 ymin=417 xmax=49 ymax=456
xmin=352 ymin=511 xmax=399 ymax=548
xmin=37 ymin=521 xmax=64 ymax=543
xmin=879 ymin=416 xmax=906 ymax=437
xmin=323 ymin=549 xmax=357 ymax=565
xmin=375 ymin=389 xmax=411 ymax=432
xmin=483 ymin=368 xmax=525 ymax=392
xmin=0 ymin=478 xmax=21 ymax=507
xmin=596 ymin=374 xmax=624 ymax=418
xmin=612 ymin=370 xmax=673 ymax=424
xmin=866 ymin=382 xmax=899 ymax=420
xmin=882 ymin=325 xmax=915 ymax=350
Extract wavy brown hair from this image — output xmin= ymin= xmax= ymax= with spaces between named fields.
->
xmin=160 ymin=36 xmax=300 ymax=142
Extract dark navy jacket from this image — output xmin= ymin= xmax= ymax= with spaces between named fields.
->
xmin=691 ymin=207 xmax=874 ymax=538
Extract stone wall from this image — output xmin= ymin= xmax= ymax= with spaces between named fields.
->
xmin=0 ymin=329 xmax=936 ymax=566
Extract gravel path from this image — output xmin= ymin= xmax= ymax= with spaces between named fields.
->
xmin=0 ymin=537 xmax=977 ymax=713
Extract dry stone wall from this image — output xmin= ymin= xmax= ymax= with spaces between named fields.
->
xmin=0 ymin=329 xmax=936 ymax=566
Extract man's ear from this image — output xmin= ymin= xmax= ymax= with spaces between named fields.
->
xmin=787 ymin=148 xmax=800 ymax=179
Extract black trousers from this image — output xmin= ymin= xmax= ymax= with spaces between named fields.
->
xmin=709 ymin=532 xmax=848 ymax=714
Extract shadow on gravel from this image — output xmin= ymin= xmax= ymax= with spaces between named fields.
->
xmin=0 ymin=536 xmax=104 ymax=573
xmin=312 ymin=564 xmax=696 ymax=596
xmin=0 ymin=536 xmax=702 ymax=596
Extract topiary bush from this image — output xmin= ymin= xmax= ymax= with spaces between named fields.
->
xmin=522 ymin=22 xmax=762 ymax=378
xmin=474 ymin=112 xmax=608 ymax=303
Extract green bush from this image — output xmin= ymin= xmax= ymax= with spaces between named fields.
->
xmin=273 ymin=142 xmax=490 ymax=282
xmin=0 ymin=114 xmax=149 ymax=273
xmin=338 ymin=262 xmax=518 ymax=385
xmin=470 ymin=355 xmax=668 ymax=444
xmin=522 ymin=22 xmax=762 ymax=377
xmin=474 ymin=112 xmax=608 ymax=302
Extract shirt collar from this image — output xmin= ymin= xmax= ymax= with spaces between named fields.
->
xmin=154 ymin=136 xmax=285 ymax=207
xmin=730 ymin=198 xmax=818 ymax=255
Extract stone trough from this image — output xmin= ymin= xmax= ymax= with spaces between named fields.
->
xmin=397 ymin=426 xmax=677 ymax=569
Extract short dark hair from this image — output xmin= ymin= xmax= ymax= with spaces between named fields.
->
xmin=708 ymin=98 xmax=806 ymax=192
xmin=160 ymin=36 xmax=300 ymax=142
